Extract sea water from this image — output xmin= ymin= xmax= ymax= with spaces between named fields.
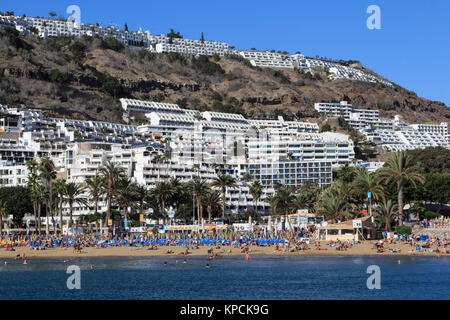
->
xmin=0 ymin=255 xmax=449 ymax=299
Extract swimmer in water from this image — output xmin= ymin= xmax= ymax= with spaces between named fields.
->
xmin=206 ymin=264 xmax=210 ymax=269
xmin=245 ymin=253 xmax=250 ymax=261
xmin=90 ymin=265 xmax=95 ymax=270
xmin=4 ymin=261 xmax=7 ymax=266
xmin=23 ymin=260 xmax=27 ymax=265
xmin=164 ymin=261 xmax=168 ymax=266
xmin=183 ymin=259 xmax=187 ymax=264
xmin=176 ymin=260 xmax=178 ymax=264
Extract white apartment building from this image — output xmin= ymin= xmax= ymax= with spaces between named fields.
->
xmin=315 ymin=101 xmax=394 ymax=129
xmin=154 ymin=39 xmax=231 ymax=57
xmin=361 ymin=128 xmax=450 ymax=151
xmin=0 ymin=98 xmax=357 ymax=218
xmin=411 ymin=122 xmax=449 ymax=143
xmin=0 ymin=15 xmax=151 ymax=48
xmin=238 ymin=51 xmax=308 ymax=70
xmin=0 ymin=165 xmax=28 ymax=186
xmin=307 ymin=59 xmax=393 ymax=87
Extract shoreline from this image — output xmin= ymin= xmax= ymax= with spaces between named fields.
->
xmin=1 ymin=241 xmax=448 ymax=259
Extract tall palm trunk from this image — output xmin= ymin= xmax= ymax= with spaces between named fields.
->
xmin=207 ymin=206 xmax=212 ymax=224
xmin=123 ymin=206 xmax=128 ymax=221
xmin=37 ymin=202 xmax=41 ymax=236
xmin=45 ymin=205 xmax=49 ymax=236
xmin=161 ymin=199 xmax=166 ymax=225
xmin=33 ymin=201 xmax=38 ymax=234
xmin=0 ymin=214 xmax=3 ymax=238
xmin=221 ymin=187 xmax=226 ymax=220
xmin=69 ymin=202 xmax=73 ymax=227
xmin=398 ymin=181 xmax=404 ymax=225
xmin=51 ymin=209 xmax=56 ymax=234
xmin=105 ymin=177 xmax=112 ymax=229
xmin=197 ymin=198 xmax=202 ymax=224
xmin=59 ymin=197 xmax=64 ymax=234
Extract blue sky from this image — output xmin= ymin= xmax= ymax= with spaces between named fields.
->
xmin=3 ymin=0 xmax=450 ymax=107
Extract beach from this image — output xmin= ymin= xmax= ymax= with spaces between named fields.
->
xmin=1 ymin=241 xmax=447 ymax=259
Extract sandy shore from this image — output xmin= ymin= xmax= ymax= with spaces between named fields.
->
xmin=0 ymin=241 xmax=448 ymax=259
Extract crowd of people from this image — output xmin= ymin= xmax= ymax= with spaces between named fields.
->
xmin=418 ymin=217 xmax=450 ymax=229
xmin=0 ymin=228 xmax=314 ymax=252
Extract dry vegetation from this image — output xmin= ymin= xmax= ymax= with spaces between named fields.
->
xmin=0 ymin=28 xmax=449 ymax=123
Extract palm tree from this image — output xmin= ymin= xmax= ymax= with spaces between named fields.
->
xmin=39 ymin=155 xmax=56 ymax=235
xmin=151 ymin=154 xmax=165 ymax=182
xmin=152 ymin=180 xmax=176 ymax=222
xmin=99 ymin=162 xmax=125 ymax=229
xmin=354 ymin=167 xmax=384 ymax=217
xmin=376 ymin=200 xmax=399 ymax=231
xmin=377 ymin=152 xmax=424 ymax=221
xmin=242 ymin=173 xmax=253 ymax=184
xmin=316 ymin=192 xmax=347 ymax=223
xmin=52 ymin=179 xmax=67 ymax=233
xmin=271 ymin=185 xmax=296 ymax=232
xmin=190 ymin=178 xmax=210 ymax=223
xmin=133 ymin=184 xmax=148 ymax=220
xmin=84 ymin=175 xmax=103 ymax=218
xmin=0 ymin=199 xmax=7 ymax=237
xmin=332 ymin=180 xmax=356 ymax=217
xmin=249 ymin=181 xmax=262 ymax=215
xmin=210 ymin=174 xmax=237 ymax=220
xmin=192 ymin=164 xmax=200 ymax=178
xmin=114 ymin=178 xmax=137 ymax=223
xmin=26 ymin=159 xmax=39 ymax=234
xmin=202 ymin=190 xmax=221 ymax=223
xmin=31 ymin=184 xmax=47 ymax=235
xmin=64 ymin=182 xmax=88 ymax=227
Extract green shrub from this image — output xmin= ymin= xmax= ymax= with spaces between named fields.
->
xmin=176 ymin=98 xmax=187 ymax=108
xmin=225 ymin=72 xmax=237 ymax=81
xmin=267 ymin=69 xmax=290 ymax=83
xmin=395 ymin=225 xmax=412 ymax=235
xmin=321 ymin=124 xmax=331 ymax=132
xmin=211 ymin=92 xmax=222 ymax=101
xmin=226 ymin=54 xmax=254 ymax=68
xmin=100 ymin=37 xmax=125 ymax=52
xmin=192 ymin=55 xmax=224 ymax=75
xmin=212 ymin=101 xmax=244 ymax=115
xmin=167 ymin=52 xmax=185 ymax=64
xmin=377 ymin=102 xmax=395 ymax=111
xmin=151 ymin=93 xmax=164 ymax=102
xmin=86 ymin=65 xmax=130 ymax=98
xmin=424 ymin=211 xmax=441 ymax=219
xmin=69 ymin=41 xmax=87 ymax=63
xmin=48 ymin=69 xmax=70 ymax=84
xmin=3 ymin=28 xmax=32 ymax=50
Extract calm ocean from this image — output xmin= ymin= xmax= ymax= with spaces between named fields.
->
xmin=0 ymin=255 xmax=449 ymax=299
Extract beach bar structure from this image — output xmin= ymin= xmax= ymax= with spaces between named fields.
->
xmin=315 ymin=216 xmax=374 ymax=241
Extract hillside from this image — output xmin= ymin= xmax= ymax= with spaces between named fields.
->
xmin=0 ymin=28 xmax=449 ymax=124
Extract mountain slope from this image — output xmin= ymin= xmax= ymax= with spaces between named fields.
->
xmin=0 ymin=28 xmax=448 ymax=123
